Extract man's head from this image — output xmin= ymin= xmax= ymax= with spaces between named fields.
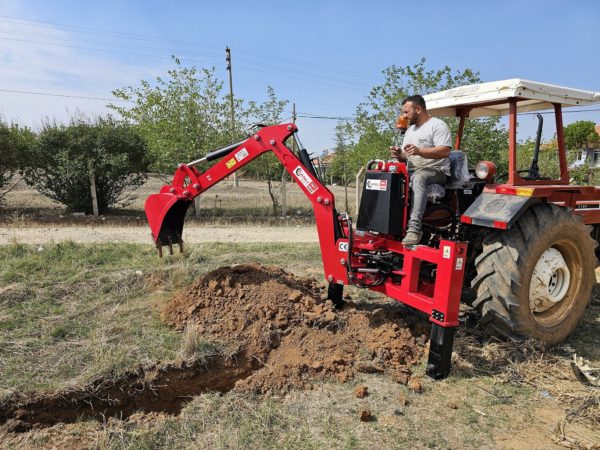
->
xmin=402 ymin=95 xmax=427 ymax=126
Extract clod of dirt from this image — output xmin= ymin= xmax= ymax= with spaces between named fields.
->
xmin=163 ymin=264 xmax=427 ymax=393
xmin=447 ymin=401 xmax=459 ymax=409
xmin=398 ymin=394 xmax=409 ymax=406
xmin=359 ymin=409 xmax=373 ymax=422
xmin=354 ymin=385 xmax=369 ymax=398
xmin=407 ymin=376 xmax=423 ymax=393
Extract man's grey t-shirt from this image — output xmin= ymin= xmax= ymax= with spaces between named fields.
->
xmin=403 ymin=117 xmax=452 ymax=175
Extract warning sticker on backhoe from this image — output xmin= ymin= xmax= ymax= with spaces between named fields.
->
xmin=366 ymin=179 xmax=388 ymax=191
xmin=455 ymin=257 xmax=464 ymax=270
xmin=442 ymin=245 xmax=451 ymax=259
xmin=226 ymin=158 xmax=237 ymax=169
xmin=235 ymin=148 xmax=249 ymax=162
xmin=293 ymin=166 xmax=318 ymax=194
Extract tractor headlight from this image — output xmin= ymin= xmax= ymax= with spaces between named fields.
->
xmin=475 ymin=161 xmax=496 ymax=180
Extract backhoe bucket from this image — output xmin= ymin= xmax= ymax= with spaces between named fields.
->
xmin=144 ymin=193 xmax=191 ymax=256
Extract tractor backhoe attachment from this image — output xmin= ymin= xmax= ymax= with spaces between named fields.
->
xmin=145 ymin=123 xmax=467 ymax=380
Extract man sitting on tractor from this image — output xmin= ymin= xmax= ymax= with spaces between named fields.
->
xmin=392 ymin=95 xmax=452 ymax=245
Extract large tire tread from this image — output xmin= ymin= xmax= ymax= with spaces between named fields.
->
xmin=470 ymin=204 xmax=597 ymax=344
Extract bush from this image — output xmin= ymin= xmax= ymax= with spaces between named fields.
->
xmin=0 ymin=121 xmax=35 ymax=204
xmin=23 ymin=117 xmax=150 ymax=214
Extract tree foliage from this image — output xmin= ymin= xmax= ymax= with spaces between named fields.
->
xmin=110 ymin=58 xmax=240 ymax=173
xmin=244 ymin=86 xmax=289 ymax=214
xmin=516 ymin=139 xmax=560 ymax=180
xmin=0 ymin=121 xmax=35 ymax=203
xmin=354 ymin=58 xmax=480 ymax=134
xmin=341 ymin=58 xmax=507 ymax=174
xmin=23 ymin=117 xmax=149 ymax=214
xmin=564 ymin=121 xmax=600 ymax=185
xmin=564 ymin=120 xmax=599 ymax=151
xmin=329 ymin=121 xmax=354 ymax=210
xmin=457 ymin=117 xmax=508 ymax=173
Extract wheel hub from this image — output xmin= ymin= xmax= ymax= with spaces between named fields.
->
xmin=529 ymin=247 xmax=570 ymax=313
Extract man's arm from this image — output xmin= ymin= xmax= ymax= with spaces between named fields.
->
xmin=390 ymin=146 xmax=407 ymax=161
xmin=404 ymin=143 xmax=450 ymax=159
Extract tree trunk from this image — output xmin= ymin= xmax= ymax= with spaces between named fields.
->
xmin=267 ymin=179 xmax=279 ymax=215
xmin=88 ymin=160 xmax=99 ymax=216
xmin=281 ymin=168 xmax=287 ymax=217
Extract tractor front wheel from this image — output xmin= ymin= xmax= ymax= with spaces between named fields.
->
xmin=471 ymin=204 xmax=596 ymax=344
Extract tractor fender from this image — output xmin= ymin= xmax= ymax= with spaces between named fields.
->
xmin=460 ymin=192 xmax=541 ymax=229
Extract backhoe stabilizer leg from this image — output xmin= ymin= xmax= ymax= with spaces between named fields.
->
xmin=327 ymin=282 xmax=345 ymax=309
xmin=425 ymin=324 xmax=456 ymax=380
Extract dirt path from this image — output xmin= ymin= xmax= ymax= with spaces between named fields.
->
xmin=0 ymin=224 xmax=318 ymax=245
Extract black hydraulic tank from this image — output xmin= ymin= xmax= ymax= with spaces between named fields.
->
xmin=356 ymin=171 xmax=406 ymax=236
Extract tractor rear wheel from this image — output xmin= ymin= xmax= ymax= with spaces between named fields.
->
xmin=471 ymin=204 xmax=597 ymax=344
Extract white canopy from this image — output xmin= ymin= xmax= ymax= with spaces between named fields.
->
xmin=424 ymin=79 xmax=600 ymax=117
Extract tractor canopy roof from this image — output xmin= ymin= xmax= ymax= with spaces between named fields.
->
xmin=424 ymin=79 xmax=600 ymax=118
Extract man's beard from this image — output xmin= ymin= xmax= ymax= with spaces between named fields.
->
xmin=409 ymin=116 xmax=418 ymax=126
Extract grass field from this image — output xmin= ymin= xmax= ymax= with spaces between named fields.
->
xmin=1 ymin=242 xmax=598 ymax=448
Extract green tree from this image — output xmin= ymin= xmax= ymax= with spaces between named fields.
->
xmin=244 ymin=86 xmax=289 ymax=215
xmin=110 ymin=57 xmax=240 ymax=173
xmin=564 ymin=120 xmax=599 ymax=151
xmin=349 ymin=58 xmax=507 ymax=173
xmin=329 ymin=121 xmax=354 ymax=211
xmin=564 ymin=121 xmax=600 ymax=185
xmin=458 ymin=117 xmax=508 ymax=173
xmin=0 ymin=121 xmax=35 ymax=204
xmin=354 ymin=58 xmax=480 ymax=134
xmin=23 ymin=117 xmax=149 ymax=214
xmin=347 ymin=123 xmax=392 ymax=174
xmin=516 ymin=139 xmax=560 ymax=180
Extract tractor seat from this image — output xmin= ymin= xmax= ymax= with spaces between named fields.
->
xmin=427 ymin=150 xmax=470 ymax=202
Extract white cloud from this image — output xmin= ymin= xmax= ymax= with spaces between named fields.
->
xmin=0 ymin=18 xmax=168 ymax=128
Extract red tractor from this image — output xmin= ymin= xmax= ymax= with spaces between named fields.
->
xmin=145 ymin=79 xmax=600 ymax=379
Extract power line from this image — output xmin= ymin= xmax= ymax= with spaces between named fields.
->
xmin=2 ymin=89 xmax=598 ymax=121
xmin=1 ymin=34 xmax=372 ymax=91
xmin=296 ymin=113 xmax=355 ymax=121
xmin=0 ymin=15 xmax=379 ymax=82
xmin=0 ymin=89 xmax=130 ymax=102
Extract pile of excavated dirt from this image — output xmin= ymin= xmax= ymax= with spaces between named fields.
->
xmin=163 ymin=264 xmax=428 ymax=392
xmin=0 ymin=264 xmax=429 ymax=431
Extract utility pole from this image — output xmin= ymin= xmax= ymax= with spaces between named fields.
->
xmin=226 ymin=46 xmax=239 ymax=187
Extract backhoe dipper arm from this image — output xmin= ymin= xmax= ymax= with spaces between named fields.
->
xmin=145 ymin=123 xmax=348 ymax=285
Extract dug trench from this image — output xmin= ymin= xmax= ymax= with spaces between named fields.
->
xmin=0 ymin=264 xmax=429 ymax=432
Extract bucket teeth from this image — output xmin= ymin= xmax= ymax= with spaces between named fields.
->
xmin=175 ymin=232 xmax=184 ymax=253
xmin=167 ymin=237 xmax=174 ymax=256
xmin=155 ymin=239 xmax=163 ymax=258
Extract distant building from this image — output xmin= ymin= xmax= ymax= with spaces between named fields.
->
xmin=571 ymin=148 xmax=600 ymax=168
xmin=315 ymin=150 xmax=335 ymax=181
xmin=570 ymin=124 xmax=600 ymax=169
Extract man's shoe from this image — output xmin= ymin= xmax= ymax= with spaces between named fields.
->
xmin=402 ymin=230 xmax=423 ymax=246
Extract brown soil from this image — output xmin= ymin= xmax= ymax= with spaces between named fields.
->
xmin=0 ymin=354 xmax=253 ymax=432
xmin=0 ymin=263 xmax=427 ymax=431
xmin=163 ymin=264 xmax=427 ymax=393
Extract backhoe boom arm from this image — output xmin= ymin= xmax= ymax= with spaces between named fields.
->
xmin=145 ymin=123 xmax=348 ymax=284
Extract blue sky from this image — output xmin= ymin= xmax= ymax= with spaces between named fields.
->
xmin=1 ymin=0 xmax=599 ymax=152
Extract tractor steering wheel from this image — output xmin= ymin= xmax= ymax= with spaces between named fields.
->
xmin=495 ymin=169 xmax=537 ymax=183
